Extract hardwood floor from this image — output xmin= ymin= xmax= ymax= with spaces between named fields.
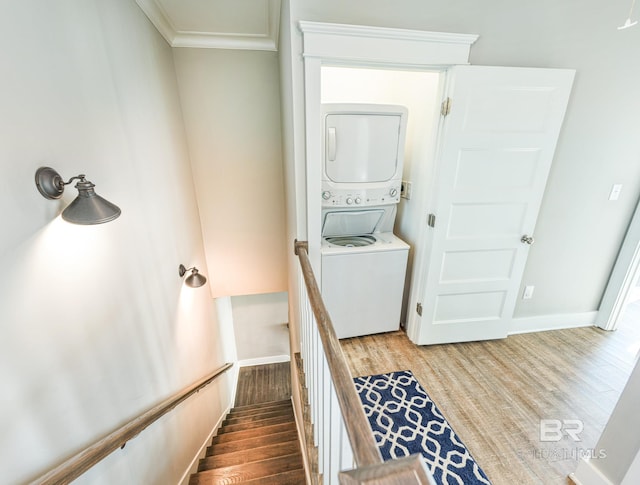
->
xmin=234 ymin=362 xmax=292 ymax=407
xmin=340 ymin=317 xmax=640 ymax=485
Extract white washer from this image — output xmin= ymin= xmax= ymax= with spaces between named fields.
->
xmin=321 ymin=209 xmax=409 ymax=339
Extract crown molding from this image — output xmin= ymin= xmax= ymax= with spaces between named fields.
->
xmin=136 ymin=0 xmax=280 ymax=51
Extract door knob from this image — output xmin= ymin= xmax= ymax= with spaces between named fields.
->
xmin=521 ymin=235 xmax=535 ymax=245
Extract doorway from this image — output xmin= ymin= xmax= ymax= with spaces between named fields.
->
xmin=320 ymin=66 xmax=443 ymax=325
xmin=299 ymin=22 xmax=574 ymax=347
xmin=597 ymin=197 xmax=640 ymax=333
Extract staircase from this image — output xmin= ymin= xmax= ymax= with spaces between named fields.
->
xmin=189 ymin=399 xmax=306 ymax=484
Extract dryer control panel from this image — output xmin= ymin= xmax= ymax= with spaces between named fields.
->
xmin=321 ymin=186 xmax=401 ymax=207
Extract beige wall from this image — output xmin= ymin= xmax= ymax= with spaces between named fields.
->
xmin=0 ymin=1 xmax=235 ymax=483
xmin=173 ymin=48 xmax=287 ymax=298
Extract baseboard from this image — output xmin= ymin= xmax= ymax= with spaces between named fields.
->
xmin=238 ymin=354 xmax=291 ymax=367
xmin=177 ymin=403 xmax=231 ymax=485
xmin=569 ymin=458 xmax=614 ymax=485
xmin=509 ymin=311 xmax=597 ymax=335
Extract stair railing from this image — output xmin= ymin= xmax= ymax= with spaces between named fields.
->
xmin=294 ymin=240 xmax=434 ymax=485
xmin=30 ymin=362 xmax=233 ymax=485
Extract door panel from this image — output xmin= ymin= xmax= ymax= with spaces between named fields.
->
xmin=448 ymin=203 xmax=528 ymax=238
xmin=440 ymin=249 xmax=517 ymax=283
xmin=433 ymin=291 xmax=507 ymax=324
xmin=454 ymin=148 xmax=541 ymax=190
xmin=414 ymin=65 xmax=575 ymax=345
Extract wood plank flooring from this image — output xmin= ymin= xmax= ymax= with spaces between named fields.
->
xmin=340 ymin=316 xmax=640 ymax=485
xmin=234 ymin=362 xmax=291 ymax=407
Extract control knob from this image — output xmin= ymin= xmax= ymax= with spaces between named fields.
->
xmin=355 ymin=197 xmax=362 ymax=204
xmin=322 ymin=191 xmax=331 ymax=200
xmin=390 ymin=188 xmax=398 ymax=197
xmin=346 ymin=197 xmax=353 ymax=205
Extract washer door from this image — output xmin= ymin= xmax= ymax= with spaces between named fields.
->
xmin=322 ymin=210 xmax=384 ymax=237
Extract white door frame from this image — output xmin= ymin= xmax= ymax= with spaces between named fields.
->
xmin=298 ymin=21 xmax=479 ymax=278
xmin=596 ymin=197 xmax=640 ymax=330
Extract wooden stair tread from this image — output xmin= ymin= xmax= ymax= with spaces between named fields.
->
xmin=206 ymin=429 xmax=299 ymax=456
xmin=235 ymin=468 xmax=306 ymax=485
xmin=198 ymin=439 xmax=301 ymax=471
xmin=229 ymin=400 xmax=291 ymax=416
xmin=212 ymin=422 xmax=296 ymax=444
xmin=218 ymin=414 xmax=294 ymax=434
xmin=189 ymin=453 xmax=303 ymax=484
xmin=231 ymin=399 xmax=291 ymax=411
xmin=224 ymin=407 xmax=293 ymax=425
xmin=190 ymin=468 xmax=306 ymax=485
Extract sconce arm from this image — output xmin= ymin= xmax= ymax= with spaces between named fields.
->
xmin=61 ymin=174 xmax=87 ymax=186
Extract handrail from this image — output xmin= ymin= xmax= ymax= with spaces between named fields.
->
xmin=31 ymin=362 xmax=234 ymax=485
xmin=294 ymin=240 xmax=382 ymax=467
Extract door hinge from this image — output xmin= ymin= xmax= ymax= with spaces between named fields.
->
xmin=427 ymin=213 xmax=436 ymax=228
xmin=441 ymin=97 xmax=452 ymax=116
xmin=416 ymin=303 xmax=423 ymax=316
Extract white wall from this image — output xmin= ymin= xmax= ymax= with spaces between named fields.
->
xmin=285 ymin=0 xmax=640 ymax=321
xmin=172 ymin=47 xmax=288 ymax=298
xmin=0 ymin=1 xmax=235 ymax=483
xmin=572 ymin=357 xmax=640 ymax=485
xmin=232 ymin=292 xmax=291 ymax=363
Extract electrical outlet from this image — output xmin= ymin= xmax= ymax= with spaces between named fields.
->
xmin=401 ymin=180 xmax=412 ymax=200
xmin=523 ymin=285 xmax=535 ymax=300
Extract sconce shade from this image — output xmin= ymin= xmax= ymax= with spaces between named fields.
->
xmin=186 ymin=271 xmax=207 ymax=288
xmin=179 ymin=264 xmax=207 ymax=288
xmin=61 ymin=179 xmax=121 ymax=225
xmin=35 ymin=166 xmax=121 ymax=225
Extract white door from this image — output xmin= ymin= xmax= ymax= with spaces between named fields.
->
xmin=412 ymin=65 xmax=575 ymax=345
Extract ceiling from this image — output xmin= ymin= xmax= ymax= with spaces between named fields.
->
xmin=135 ymin=0 xmax=281 ymax=50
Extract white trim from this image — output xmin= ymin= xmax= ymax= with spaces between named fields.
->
xmin=171 ymin=33 xmax=276 ymax=51
xmin=135 ymin=0 xmax=176 ymax=45
xmin=509 ymin=311 xmax=597 ymax=335
xmin=135 ymin=0 xmax=281 ymax=51
xmin=177 ymin=403 xmax=231 ymax=485
xmin=299 ymin=21 xmax=478 ymax=66
xmin=299 ymin=21 xmax=479 ymax=45
xmin=238 ymin=354 xmax=291 ymax=367
xmin=570 ymin=459 xmax=615 ymax=485
xmin=596 ymin=199 xmax=640 ymax=330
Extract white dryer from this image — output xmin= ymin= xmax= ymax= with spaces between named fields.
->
xmin=321 ymin=207 xmax=409 ymax=339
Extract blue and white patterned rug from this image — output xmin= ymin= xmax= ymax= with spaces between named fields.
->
xmin=354 ymin=370 xmax=492 ymax=485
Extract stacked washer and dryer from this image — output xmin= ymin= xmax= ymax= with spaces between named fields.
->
xmin=320 ymin=103 xmax=410 ymax=339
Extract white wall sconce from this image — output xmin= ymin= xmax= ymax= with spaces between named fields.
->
xmin=35 ymin=166 xmax=121 ymax=225
xmin=179 ymin=264 xmax=207 ymax=288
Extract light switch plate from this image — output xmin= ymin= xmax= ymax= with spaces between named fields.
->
xmin=523 ymin=285 xmax=535 ymax=300
xmin=609 ymin=184 xmax=623 ymax=201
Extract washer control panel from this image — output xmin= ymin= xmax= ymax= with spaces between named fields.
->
xmin=321 ymin=186 xmax=401 ymax=207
